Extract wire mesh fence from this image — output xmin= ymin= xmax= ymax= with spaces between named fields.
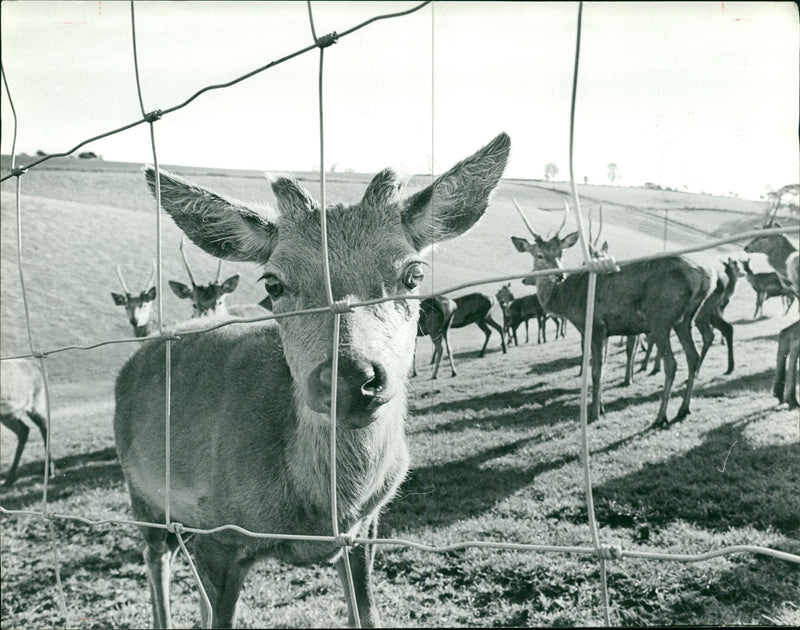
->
xmin=1 ymin=1 xmax=798 ymax=628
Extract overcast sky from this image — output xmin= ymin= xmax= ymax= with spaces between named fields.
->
xmin=1 ymin=1 xmax=798 ymax=199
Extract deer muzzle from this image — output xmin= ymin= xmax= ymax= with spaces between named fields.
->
xmin=306 ymin=353 xmax=394 ymax=428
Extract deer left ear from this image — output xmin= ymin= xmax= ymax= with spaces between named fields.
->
xmin=168 ymin=280 xmax=193 ymax=299
xmin=220 ymin=275 xmax=240 ymax=294
xmin=511 ymin=236 xmax=533 ymax=253
xmin=560 ymin=232 xmax=579 ymax=249
xmin=144 ymin=286 xmax=157 ymax=301
xmin=111 ymin=292 xmax=127 ymax=306
xmin=401 ymin=133 xmax=510 ymax=251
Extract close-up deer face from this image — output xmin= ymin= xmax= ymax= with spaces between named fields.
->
xmin=145 ymin=132 xmax=510 ymax=428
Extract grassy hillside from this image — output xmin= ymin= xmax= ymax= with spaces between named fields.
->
xmin=1 ymin=159 xmax=798 ymax=627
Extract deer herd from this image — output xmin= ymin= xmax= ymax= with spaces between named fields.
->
xmin=0 ymin=132 xmax=797 ymax=628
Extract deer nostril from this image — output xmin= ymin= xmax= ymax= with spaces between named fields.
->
xmin=360 ymin=363 xmax=387 ymax=398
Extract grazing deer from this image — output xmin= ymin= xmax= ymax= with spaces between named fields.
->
xmin=114 ymin=133 xmax=510 ymax=628
xmin=169 ymin=236 xmax=240 ymax=318
xmin=112 ymin=263 xmax=157 ymax=337
xmin=694 ymin=258 xmax=743 ymax=375
xmin=512 ymin=200 xmax=712 ymax=426
xmin=495 ymin=283 xmax=556 ymax=345
xmin=740 ymin=258 xmax=795 ymax=318
xmin=1 ymin=359 xmax=56 ymax=486
xmin=449 ymin=293 xmax=507 ymax=357
xmin=744 ymin=225 xmax=800 ymax=407
xmin=412 ymin=296 xmax=458 ymax=379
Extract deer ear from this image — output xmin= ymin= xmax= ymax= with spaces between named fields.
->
xmin=168 ymin=280 xmax=193 ymax=299
xmin=145 ymin=167 xmax=277 ymax=263
xmin=270 ymin=177 xmax=318 ymax=216
xmin=601 ymin=241 xmax=609 ymax=253
xmin=401 ymin=133 xmax=510 ymax=251
xmin=560 ymin=232 xmax=579 ymax=249
xmin=144 ymin=286 xmax=157 ymax=301
xmin=111 ymin=292 xmax=127 ymax=305
xmin=220 ymin=274 xmax=240 ymax=294
xmin=511 ymin=236 xmax=533 ymax=253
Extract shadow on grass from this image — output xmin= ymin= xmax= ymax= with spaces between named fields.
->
xmin=553 ymin=412 xmax=800 ymax=536
xmin=0 ymin=447 xmax=123 ymax=511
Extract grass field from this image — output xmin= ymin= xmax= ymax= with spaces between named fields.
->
xmin=1 ymin=159 xmax=799 ymax=628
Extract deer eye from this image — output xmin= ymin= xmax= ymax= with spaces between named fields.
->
xmin=402 ymin=262 xmax=425 ymax=290
xmin=261 ymin=274 xmax=285 ymax=299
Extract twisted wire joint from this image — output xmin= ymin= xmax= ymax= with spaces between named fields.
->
xmin=330 ymin=300 xmax=354 ymax=314
xmin=586 ymin=256 xmax=620 ymax=274
xmin=32 ymin=349 xmax=49 ymax=359
xmin=167 ymin=521 xmax=184 ymax=535
xmin=144 ymin=109 xmax=163 ymax=123
xmin=336 ymin=532 xmax=355 ymax=547
xmin=11 ymin=167 xmax=27 ymax=177
xmin=596 ymin=544 xmax=623 ymax=560
xmin=316 ymin=32 xmax=339 ymax=48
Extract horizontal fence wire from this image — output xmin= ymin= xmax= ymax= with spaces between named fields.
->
xmin=1 ymin=2 xmax=799 ymax=629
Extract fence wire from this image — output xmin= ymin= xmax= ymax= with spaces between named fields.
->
xmin=1 ymin=1 xmax=798 ymax=629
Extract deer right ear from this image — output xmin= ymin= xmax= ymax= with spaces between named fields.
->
xmin=111 ymin=292 xmax=127 ymax=305
xmin=144 ymin=286 xmax=157 ymax=301
xmin=145 ymin=167 xmax=277 ymax=263
xmin=168 ymin=280 xmax=193 ymax=299
xmin=560 ymin=232 xmax=579 ymax=249
xmin=401 ymin=133 xmax=511 ymax=251
xmin=511 ymin=236 xmax=533 ymax=253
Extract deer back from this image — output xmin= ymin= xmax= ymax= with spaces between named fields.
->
xmin=0 ymin=359 xmax=45 ymax=417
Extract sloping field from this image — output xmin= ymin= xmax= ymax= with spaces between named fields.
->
xmin=1 ymin=160 xmax=798 ymax=627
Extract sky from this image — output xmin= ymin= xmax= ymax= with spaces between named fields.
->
xmin=1 ymin=1 xmax=798 ymax=200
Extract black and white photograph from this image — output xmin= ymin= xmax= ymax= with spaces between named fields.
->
xmin=1 ymin=1 xmax=798 ymax=627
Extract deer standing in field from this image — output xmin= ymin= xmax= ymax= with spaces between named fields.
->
xmin=694 ymin=257 xmax=743 ymax=375
xmin=169 ymin=236 xmax=240 ymax=318
xmin=449 ymin=293 xmax=507 ymax=357
xmin=412 ymin=296 xmax=458 ymax=379
xmin=495 ymin=283 xmax=557 ymax=345
xmin=740 ymin=258 xmax=795 ymax=318
xmin=512 ymin=200 xmax=712 ymax=426
xmin=1 ymin=359 xmax=56 ymax=486
xmin=111 ymin=263 xmax=157 ymax=337
xmin=114 ymin=133 xmax=510 ymax=628
xmin=744 ymin=223 xmax=800 ymax=407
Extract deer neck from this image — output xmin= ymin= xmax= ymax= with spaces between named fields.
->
xmin=532 ymin=270 xmax=568 ymax=317
xmin=288 ymin=396 xmax=409 ymax=524
xmin=765 ymin=238 xmax=797 ymax=276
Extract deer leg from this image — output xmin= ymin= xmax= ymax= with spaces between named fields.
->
xmin=694 ymin=315 xmax=714 ymax=375
xmin=785 ymin=332 xmax=800 ymax=409
xmin=142 ymin=533 xmax=179 ymax=629
xmin=755 ymin=292 xmax=764 ymax=318
xmin=537 ymin=317 xmax=544 ymax=344
xmin=773 ymin=326 xmax=790 ymax=402
xmin=443 ymin=330 xmax=457 ymax=377
xmin=410 ymin=341 xmax=418 ymax=378
xmin=26 ymin=410 xmax=56 ymax=478
xmin=193 ymin=537 xmax=252 ymax=629
xmin=430 ymin=335 xmax=443 ymax=380
xmin=1 ymin=414 xmax=28 ymax=486
xmin=622 ymin=335 xmax=639 ymax=387
xmin=589 ymin=333 xmax=606 ymax=422
xmin=711 ymin=315 xmax=735 ymax=374
xmin=649 ymin=345 xmax=663 ymax=375
xmin=337 ymin=516 xmax=381 ymax=628
xmin=486 ymin=315 xmax=507 ymax=354
xmin=477 ymin=321 xmax=493 ymax=358
xmin=673 ymin=320 xmax=700 ymax=422
xmin=511 ymin=322 xmax=520 ymax=347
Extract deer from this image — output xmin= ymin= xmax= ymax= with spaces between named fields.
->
xmin=740 ymin=258 xmax=795 ymax=318
xmin=112 ymin=262 xmax=157 ymax=337
xmin=169 ymin=236 xmax=241 ymax=318
xmin=495 ymin=283 xmax=556 ymax=345
xmin=114 ymin=133 xmax=510 ymax=628
xmin=448 ymin=293 xmax=507 ymax=357
xmin=511 ymin=200 xmax=712 ymax=427
xmin=412 ymin=296 xmax=458 ymax=379
xmin=1 ymin=359 xmax=56 ymax=486
xmin=744 ymin=222 xmax=800 ymax=407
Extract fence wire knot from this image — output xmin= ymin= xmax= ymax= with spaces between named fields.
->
xmin=596 ymin=544 xmax=623 ymax=560
xmin=31 ymin=348 xmax=48 ymax=359
xmin=316 ymin=32 xmax=339 ymax=49
xmin=158 ymin=326 xmax=181 ymax=341
xmin=144 ymin=109 xmax=162 ymax=123
xmin=330 ymin=299 xmax=354 ymax=314
xmin=586 ymin=256 xmax=620 ymax=274
xmin=11 ymin=167 xmax=27 ymax=177
xmin=167 ymin=521 xmax=184 ymax=535
xmin=336 ymin=532 xmax=356 ymax=548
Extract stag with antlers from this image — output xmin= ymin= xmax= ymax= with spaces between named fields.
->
xmin=170 ymin=236 xmax=241 ymax=318
xmin=111 ymin=262 xmax=157 ymax=337
xmin=512 ymin=200 xmax=712 ymax=426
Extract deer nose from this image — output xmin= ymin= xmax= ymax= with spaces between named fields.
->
xmin=308 ymin=354 xmax=393 ymax=422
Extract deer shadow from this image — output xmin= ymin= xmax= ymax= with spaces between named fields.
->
xmin=0 ymin=447 xmax=123 ymax=511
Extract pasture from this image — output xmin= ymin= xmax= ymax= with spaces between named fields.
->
xmin=1 ymin=160 xmax=799 ymax=627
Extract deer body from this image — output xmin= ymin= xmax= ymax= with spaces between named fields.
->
xmin=114 ymin=133 xmax=510 ymax=627
xmin=744 ymin=229 xmax=800 ymax=407
xmin=741 ymin=259 xmax=795 ymax=317
xmin=513 ymin=230 xmax=711 ymax=427
xmin=0 ymin=359 xmax=56 ymax=486
xmin=413 ymin=296 xmax=457 ymax=379
xmin=449 ymin=293 xmax=507 ymax=357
